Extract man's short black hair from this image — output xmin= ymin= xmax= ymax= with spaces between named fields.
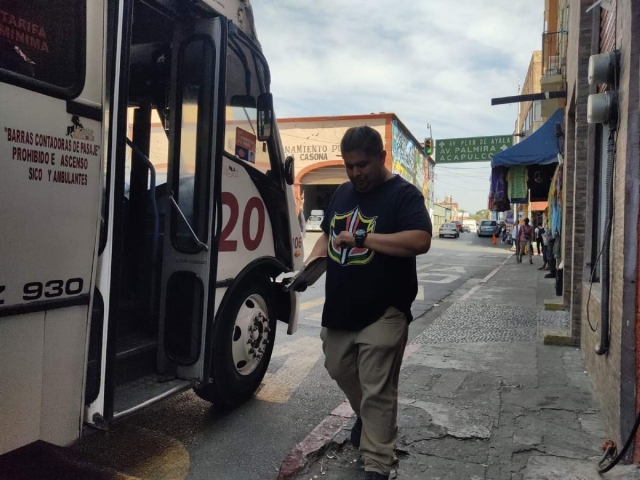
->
xmin=340 ymin=126 xmax=384 ymax=157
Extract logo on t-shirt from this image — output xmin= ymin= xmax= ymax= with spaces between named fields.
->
xmin=328 ymin=206 xmax=377 ymax=266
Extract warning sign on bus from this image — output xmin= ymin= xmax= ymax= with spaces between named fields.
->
xmin=235 ymin=127 xmax=256 ymax=164
xmin=0 ymin=105 xmax=102 ymax=309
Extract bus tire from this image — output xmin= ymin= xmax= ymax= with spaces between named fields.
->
xmin=194 ymin=279 xmax=277 ymax=407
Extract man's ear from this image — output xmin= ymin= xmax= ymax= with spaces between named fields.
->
xmin=379 ymin=150 xmax=387 ymax=165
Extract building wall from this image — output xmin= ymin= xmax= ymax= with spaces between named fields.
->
xmin=564 ymin=0 xmax=599 ymax=347
xmin=391 ymin=120 xmax=433 ymax=210
xmin=279 ymin=116 xmax=388 ymax=181
xmin=518 ymin=51 xmax=543 ymax=130
xmin=279 ymin=115 xmax=388 ymax=208
xmin=280 ymin=114 xmax=433 ymax=212
xmin=545 ymin=0 xmax=559 ymax=32
xmin=432 ymin=204 xmax=449 ymax=232
xmin=611 ymin=0 xmax=640 ymax=453
xmin=564 ymin=0 xmax=640 ymax=451
xmin=573 ymin=0 xmax=623 ymax=445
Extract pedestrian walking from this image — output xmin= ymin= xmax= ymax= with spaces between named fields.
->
xmin=535 ymin=224 xmax=543 ymax=255
xmin=307 ymin=126 xmax=432 ymax=480
xmin=538 ymin=224 xmax=549 ymax=270
xmin=517 ymin=218 xmax=534 ymax=264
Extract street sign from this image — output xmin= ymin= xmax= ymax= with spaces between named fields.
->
xmin=435 ymin=135 xmax=513 ymax=164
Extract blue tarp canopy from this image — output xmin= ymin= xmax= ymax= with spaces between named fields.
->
xmin=491 ymin=108 xmax=564 ymax=167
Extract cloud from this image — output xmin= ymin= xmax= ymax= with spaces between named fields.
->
xmin=251 ymin=0 xmax=542 ymax=211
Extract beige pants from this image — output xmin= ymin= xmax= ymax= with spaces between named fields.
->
xmin=518 ymin=240 xmax=533 ymax=263
xmin=321 ymin=307 xmax=408 ymax=474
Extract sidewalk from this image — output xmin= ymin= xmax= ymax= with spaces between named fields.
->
xmin=279 ymin=253 xmax=640 ymax=480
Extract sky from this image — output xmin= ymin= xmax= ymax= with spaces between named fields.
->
xmin=251 ymin=0 xmax=543 ymax=213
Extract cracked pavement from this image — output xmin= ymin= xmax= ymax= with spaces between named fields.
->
xmin=288 ymin=254 xmax=640 ymax=480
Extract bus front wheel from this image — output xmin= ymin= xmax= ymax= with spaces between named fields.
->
xmin=194 ymin=279 xmax=277 ymax=407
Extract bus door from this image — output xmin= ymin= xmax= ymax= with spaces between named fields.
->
xmin=156 ymin=17 xmax=223 ymax=381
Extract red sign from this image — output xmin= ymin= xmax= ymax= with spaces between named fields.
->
xmin=235 ymin=128 xmax=256 ymax=164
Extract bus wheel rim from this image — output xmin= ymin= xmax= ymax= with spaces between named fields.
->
xmin=232 ymin=294 xmax=270 ymax=376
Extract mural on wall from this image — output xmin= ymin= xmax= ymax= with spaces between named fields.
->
xmin=391 ymin=120 xmax=432 ymax=205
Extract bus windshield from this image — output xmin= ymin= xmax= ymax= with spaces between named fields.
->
xmin=223 ymin=34 xmax=279 ymax=179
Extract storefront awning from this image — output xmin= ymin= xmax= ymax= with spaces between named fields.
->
xmin=300 ymin=166 xmax=348 ymax=185
xmin=491 ymin=109 xmax=564 ymax=168
xmin=530 ymin=201 xmax=549 ymax=211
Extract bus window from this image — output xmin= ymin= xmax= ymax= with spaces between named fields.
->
xmin=0 ymin=0 xmax=86 ymax=98
xmin=224 ymin=36 xmax=277 ymax=178
xmin=170 ymin=37 xmax=213 ymax=253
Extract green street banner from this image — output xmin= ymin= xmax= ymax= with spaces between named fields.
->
xmin=435 ymin=135 xmax=513 ymax=164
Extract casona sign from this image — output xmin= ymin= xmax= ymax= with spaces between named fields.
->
xmin=284 ymin=144 xmax=341 ymax=162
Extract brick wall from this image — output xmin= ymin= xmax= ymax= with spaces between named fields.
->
xmin=582 ymin=286 xmax=622 ymax=441
xmin=612 ymin=0 xmax=640 ymax=451
xmin=563 ymin=0 xmax=595 ymax=343
xmin=561 ymin=113 xmax=575 ymax=304
xmin=575 ymin=0 xmax=640 ymax=451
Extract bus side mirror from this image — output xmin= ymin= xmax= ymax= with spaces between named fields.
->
xmin=284 ymin=156 xmax=295 ymax=185
xmin=257 ymin=93 xmax=274 ymax=141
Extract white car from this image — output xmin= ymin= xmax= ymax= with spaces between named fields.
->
xmin=439 ymin=223 xmax=460 ymax=238
xmin=306 ymin=209 xmax=324 ymax=232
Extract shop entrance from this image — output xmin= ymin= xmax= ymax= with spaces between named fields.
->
xmin=299 ymin=165 xmax=347 ymax=217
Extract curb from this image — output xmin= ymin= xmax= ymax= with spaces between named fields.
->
xmin=544 ymin=298 xmax=564 ymax=311
xmin=458 ymin=254 xmax=513 ymax=302
xmin=543 ymin=328 xmax=578 ymax=346
xmin=276 ymin=403 xmax=353 ymax=480
xmin=276 ymin=344 xmax=421 ymax=479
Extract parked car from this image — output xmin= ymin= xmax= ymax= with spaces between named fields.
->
xmin=439 ymin=223 xmax=460 ymax=238
xmin=463 ymin=220 xmax=477 ymax=233
xmin=305 ymin=210 xmax=324 ymax=232
xmin=477 ymin=220 xmax=498 ymax=237
xmin=451 ymin=220 xmax=463 ymax=232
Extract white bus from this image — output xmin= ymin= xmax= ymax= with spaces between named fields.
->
xmin=0 ymin=0 xmax=303 ymax=455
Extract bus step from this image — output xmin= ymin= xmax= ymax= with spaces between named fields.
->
xmin=115 ymin=333 xmax=157 ymax=386
xmin=116 ymin=332 xmax=157 ymax=360
xmin=114 ymin=375 xmax=191 ymax=416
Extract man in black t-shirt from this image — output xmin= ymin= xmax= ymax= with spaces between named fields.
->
xmin=307 ymin=126 xmax=432 ymax=480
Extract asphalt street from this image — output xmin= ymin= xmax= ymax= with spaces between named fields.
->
xmin=66 ymin=232 xmax=513 ymax=480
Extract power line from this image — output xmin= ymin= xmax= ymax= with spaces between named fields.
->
xmin=436 ymin=164 xmax=491 ymax=170
xmin=437 ymin=172 xmax=489 ymax=179
xmin=436 ymin=171 xmax=490 ymax=179
xmin=279 ymin=132 xmax=342 ymax=146
xmin=435 ymin=178 xmax=489 ymax=192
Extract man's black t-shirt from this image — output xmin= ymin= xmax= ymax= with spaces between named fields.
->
xmin=320 ymin=175 xmax=432 ymax=331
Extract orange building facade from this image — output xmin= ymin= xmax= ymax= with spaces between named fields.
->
xmin=278 ymin=113 xmax=435 ymax=217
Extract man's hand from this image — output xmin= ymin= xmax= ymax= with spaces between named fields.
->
xmin=306 ymin=232 xmax=329 ymax=265
xmin=333 ymin=230 xmax=356 ymax=249
xmin=363 ymin=230 xmax=431 ymax=257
